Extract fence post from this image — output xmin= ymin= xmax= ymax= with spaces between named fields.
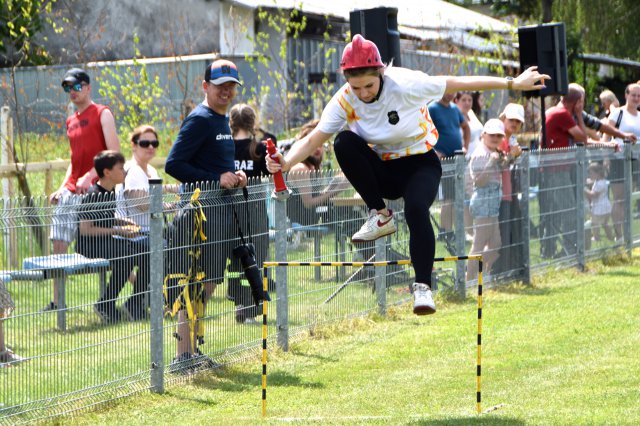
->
xmin=375 ymin=237 xmax=387 ymax=315
xmin=1 ymin=106 xmax=17 ymax=265
xmin=44 ymin=168 xmax=53 ymax=200
xmin=520 ymin=148 xmax=531 ymax=284
xmin=575 ymin=143 xmax=586 ymax=272
xmin=623 ymin=140 xmax=633 ymax=255
xmin=274 ymin=196 xmax=289 ymax=351
xmin=149 ymin=179 xmax=164 ymax=393
xmin=454 ymin=150 xmax=466 ymax=299
xmin=1 ymin=106 xmax=13 ymax=199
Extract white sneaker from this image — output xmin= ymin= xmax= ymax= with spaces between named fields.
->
xmin=351 ymin=209 xmax=396 ymax=243
xmin=242 ymin=317 xmax=260 ymax=325
xmin=412 ymin=283 xmax=436 ymax=315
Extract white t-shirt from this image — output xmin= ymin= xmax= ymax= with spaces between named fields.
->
xmin=464 ymin=109 xmax=483 ymax=159
xmin=317 ymin=66 xmax=447 ymax=160
xmin=469 ymin=143 xmax=502 ymax=187
xmin=590 ymin=179 xmax=612 ymax=216
xmin=609 ymin=107 xmax=640 ymax=150
xmin=115 ymin=160 xmax=159 ymax=230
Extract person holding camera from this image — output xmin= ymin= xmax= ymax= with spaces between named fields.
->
xmin=266 ymin=34 xmax=549 ymax=316
xmin=165 ymin=59 xmax=248 ymax=370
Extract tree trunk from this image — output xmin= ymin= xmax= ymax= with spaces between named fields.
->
xmin=10 ymin=66 xmax=48 ymax=255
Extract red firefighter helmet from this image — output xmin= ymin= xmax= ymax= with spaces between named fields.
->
xmin=340 ymin=34 xmax=384 ymax=71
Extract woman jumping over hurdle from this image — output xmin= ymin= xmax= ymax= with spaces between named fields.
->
xmin=266 ymin=34 xmax=549 ymax=315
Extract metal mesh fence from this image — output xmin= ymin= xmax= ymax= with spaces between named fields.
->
xmin=1 ymin=146 xmax=639 ymax=423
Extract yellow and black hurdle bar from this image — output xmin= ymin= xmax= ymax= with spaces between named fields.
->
xmin=259 ymin=255 xmax=485 ymax=417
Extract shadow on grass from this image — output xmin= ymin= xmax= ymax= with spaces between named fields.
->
xmin=602 ymin=270 xmax=640 ymax=277
xmin=192 ymin=369 xmax=324 ymax=393
xmin=437 ymin=288 xmax=467 ymax=304
xmin=408 ymin=416 xmax=524 ymax=426
xmin=490 ymin=284 xmax=551 ymax=297
xmin=288 ymin=350 xmax=339 ymax=363
xmin=165 ymin=390 xmax=219 ymax=406
xmin=38 ymin=320 xmax=141 ymax=335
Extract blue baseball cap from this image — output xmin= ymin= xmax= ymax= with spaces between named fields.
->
xmin=204 ymin=59 xmax=242 ymax=86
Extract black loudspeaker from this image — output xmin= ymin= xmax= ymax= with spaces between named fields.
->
xmin=350 ymin=7 xmax=401 ymax=67
xmin=518 ymin=23 xmax=568 ymax=97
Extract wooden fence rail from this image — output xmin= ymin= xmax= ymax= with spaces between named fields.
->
xmin=0 ymin=157 xmax=168 ymax=197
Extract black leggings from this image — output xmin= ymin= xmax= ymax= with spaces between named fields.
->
xmin=334 ymin=130 xmax=441 ymax=284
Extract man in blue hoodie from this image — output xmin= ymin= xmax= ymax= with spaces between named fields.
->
xmin=165 ymin=59 xmax=247 ymax=371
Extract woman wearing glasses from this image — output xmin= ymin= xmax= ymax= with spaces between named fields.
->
xmin=119 ymin=125 xmax=161 ymax=232
xmin=111 ymin=125 xmax=161 ymax=321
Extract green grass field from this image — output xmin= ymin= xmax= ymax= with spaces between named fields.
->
xmin=1 ymin=232 xmax=403 ymax=420
xmin=50 ymin=251 xmax=640 ymax=426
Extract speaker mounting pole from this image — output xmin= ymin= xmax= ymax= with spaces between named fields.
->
xmin=540 ymin=95 xmax=547 ymax=148
xmin=349 ymin=7 xmax=401 ymax=67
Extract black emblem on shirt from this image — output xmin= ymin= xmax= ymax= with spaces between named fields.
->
xmin=388 ymin=111 xmax=399 ymax=125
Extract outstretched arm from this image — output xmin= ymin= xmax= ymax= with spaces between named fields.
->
xmin=266 ymin=129 xmax=332 ymax=173
xmin=445 ymin=66 xmax=550 ymax=93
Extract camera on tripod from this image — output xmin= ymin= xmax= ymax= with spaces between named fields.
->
xmin=232 ymin=243 xmax=271 ymax=306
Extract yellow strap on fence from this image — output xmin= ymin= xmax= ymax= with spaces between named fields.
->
xmin=162 ymin=188 xmax=209 ymax=348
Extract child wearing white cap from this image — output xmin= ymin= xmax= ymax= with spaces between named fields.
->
xmin=467 ymin=119 xmax=507 ymax=281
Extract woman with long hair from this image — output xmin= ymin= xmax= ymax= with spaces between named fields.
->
xmin=228 ymin=103 xmax=273 ymax=324
xmin=455 ymin=91 xmax=484 ymax=239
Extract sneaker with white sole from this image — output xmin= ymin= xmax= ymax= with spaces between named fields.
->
xmin=351 ymin=209 xmax=396 ymax=243
xmin=412 ymin=283 xmax=436 ymax=315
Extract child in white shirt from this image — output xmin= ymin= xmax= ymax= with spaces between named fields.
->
xmin=585 ymin=162 xmax=614 ymax=241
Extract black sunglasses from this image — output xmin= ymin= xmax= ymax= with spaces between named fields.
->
xmin=63 ymin=83 xmax=85 ymax=93
xmin=136 ymin=139 xmax=159 ymax=148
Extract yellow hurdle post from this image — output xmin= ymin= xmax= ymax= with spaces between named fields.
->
xmin=477 ymin=258 xmax=483 ymax=415
xmin=261 ymin=267 xmax=268 ymax=418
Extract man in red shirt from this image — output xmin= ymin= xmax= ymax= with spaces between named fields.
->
xmin=539 ymin=83 xmax=588 ymax=259
xmin=544 ymin=84 xmax=588 ymax=149
xmin=45 ymin=68 xmax=119 ymax=311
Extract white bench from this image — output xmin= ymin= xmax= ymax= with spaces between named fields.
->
xmin=22 ymin=254 xmax=110 ymax=330
xmin=0 ymin=270 xmax=45 ymax=282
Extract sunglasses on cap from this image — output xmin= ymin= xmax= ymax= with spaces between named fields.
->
xmin=135 ymin=139 xmax=159 ymax=148
xmin=63 ymin=83 xmax=85 ymax=93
